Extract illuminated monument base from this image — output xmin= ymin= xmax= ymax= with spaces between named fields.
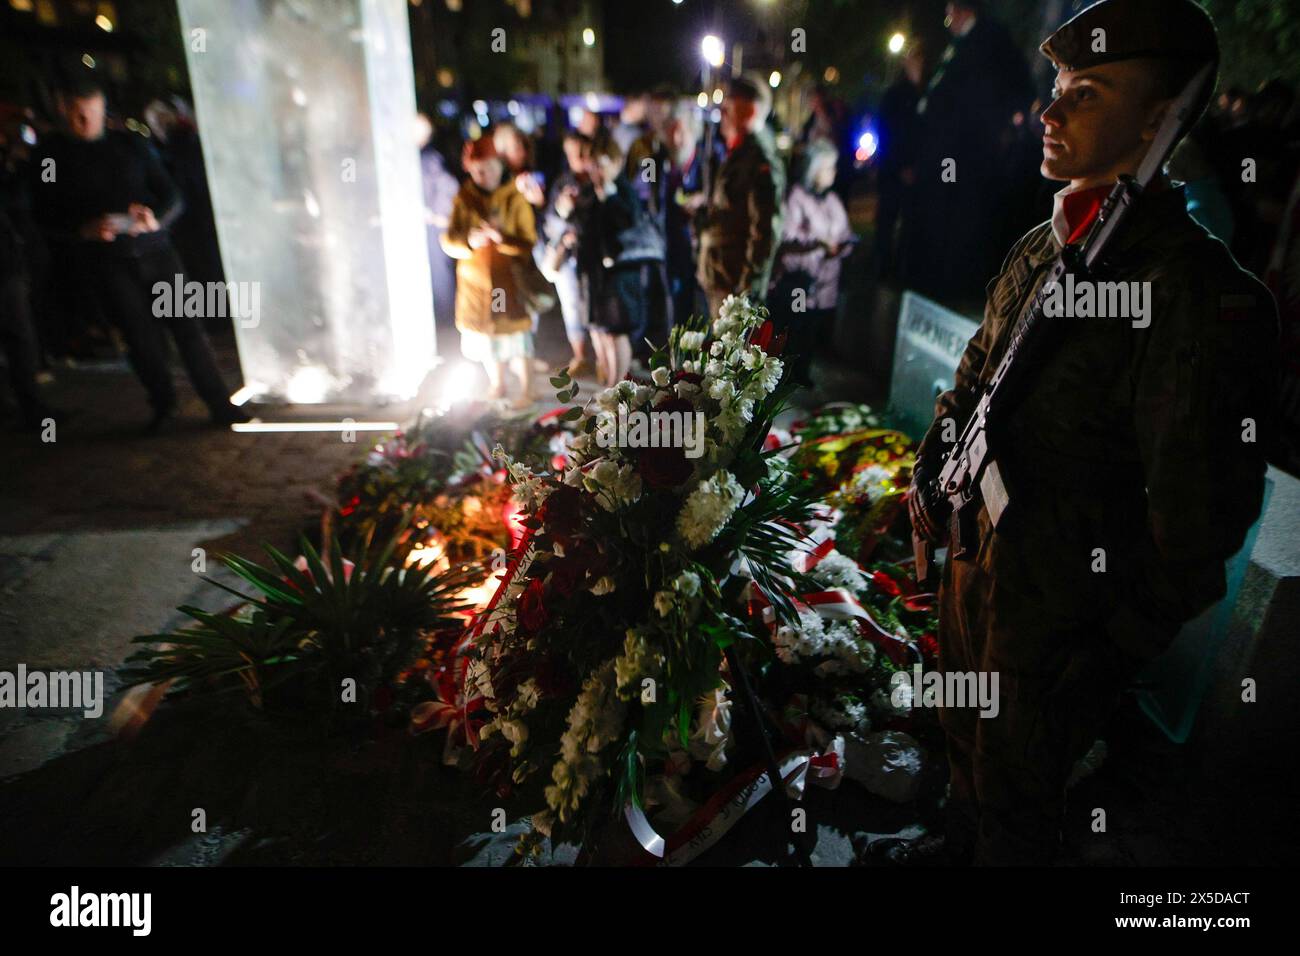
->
xmin=177 ymin=0 xmax=434 ymax=405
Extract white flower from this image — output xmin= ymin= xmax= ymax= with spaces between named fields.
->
xmin=676 ymin=471 xmax=745 ymax=550
xmin=633 ymin=384 xmax=655 ymax=406
xmin=707 ymin=377 xmax=735 ymax=402
xmin=651 ymin=365 xmax=671 ymax=386
xmin=752 ymin=358 xmax=782 ymax=395
xmin=810 ymin=550 xmax=869 ymax=596
xmin=673 ymin=570 xmax=701 ymax=597
xmin=592 ymin=459 xmax=619 ymax=484
xmin=689 ymin=687 xmax=732 ymax=771
xmin=516 ymin=678 xmax=541 ymax=712
xmin=678 ymin=330 xmax=706 ymax=351
xmin=501 ymin=719 xmax=529 ymax=757
xmin=615 ymin=630 xmax=662 ymax=698
xmin=846 ymin=465 xmax=894 ymax=501
xmin=590 ymin=575 xmax=616 ymax=595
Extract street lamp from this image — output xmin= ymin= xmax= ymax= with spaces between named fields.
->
xmin=701 ymin=34 xmax=725 ymax=68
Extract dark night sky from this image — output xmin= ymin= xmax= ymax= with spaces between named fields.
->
xmin=602 ymin=0 xmax=719 ymax=92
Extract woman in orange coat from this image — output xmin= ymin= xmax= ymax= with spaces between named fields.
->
xmin=440 ymin=137 xmax=537 ymax=408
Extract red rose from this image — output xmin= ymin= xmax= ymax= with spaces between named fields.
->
xmin=544 ymin=483 xmax=583 ymax=536
xmin=518 ymin=578 xmax=550 ymax=633
xmin=548 ymin=557 xmax=585 ymax=598
xmin=918 ymin=632 xmax=940 ymax=667
xmin=634 ymin=396 xmax=696 ymax=490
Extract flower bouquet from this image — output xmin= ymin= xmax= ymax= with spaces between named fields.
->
xmin=466 ymin=295 xmax=836 ymax=860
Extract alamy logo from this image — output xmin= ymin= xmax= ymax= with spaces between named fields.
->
xmin=50 ymin=886 xmax=151 ymax=936
xmin=890 ymin=664 xmax=1000 ymax=718
xmin=595 ymin=407 xmax=706 ymax=459
xmin=152 ymin=273 xmax=261 ymax=328
xmin=1041 ymin=275 xmax=1151 ymax=328
xmin=0 ymin=664 xmax=104 ymax=718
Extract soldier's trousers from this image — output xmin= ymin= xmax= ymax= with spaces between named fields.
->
xmin=937 ymin=505 xmax=1128 ymax=866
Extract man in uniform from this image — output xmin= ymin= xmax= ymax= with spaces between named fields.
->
xmin=696 ymin=74 xmax=785 ymax=319
xmin=904 ymin=0 xmax=1278 ymax=865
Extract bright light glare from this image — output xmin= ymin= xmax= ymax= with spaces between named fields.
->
xmin=856 ymin=130 xmax=878 ymax=163
xmin=768 ymin=71 xmax=781 ymax=88
xmin=701 ymin=34 xmax=725 ymax=68
xmin=284 ymin=366 xmax=333 ymax=404
xmin=582 ymin=27 xmax=595 ymax=47
xmin=888 ymin=33 xmax=906 ymax=55
xmin=439 ymin=360 xmax=482 ymax=407
xmin=230 ymin=421 xmax=401 ymax=434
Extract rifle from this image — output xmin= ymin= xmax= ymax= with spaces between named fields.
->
xmin=913 ymin=62 xmax=1215 ymax=588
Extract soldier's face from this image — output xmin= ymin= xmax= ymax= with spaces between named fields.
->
xmin=1040 ymin=61 xmax=1169 ymax=186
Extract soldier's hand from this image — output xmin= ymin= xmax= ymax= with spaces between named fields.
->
xmin=908 ymin=475 xmax=950 ymax=545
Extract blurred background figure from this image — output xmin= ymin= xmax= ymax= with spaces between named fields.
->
xmin=0 ymin=204 xmax=55 ymax=430
xmin=540 ymin=129 xmax=596 ymax=379
xmin=575 ymin=133 xmax=662 ymax=387
xmin=771 ymin=140 xmax=854 ymax=387
xmin=663 ymin=103 xmax=708 ymax=328
xmin=900 ymin=0 xmax=1034 ymax=305
xmin=697 ymin=74 xmax=784 ymax=319
xmin=32 ymin=76 xmax=244 ymax=431
xmin=441 ymin=136 xmax=537 ymax=409
xmin=611 ymin=92 xmax=647 ymax=158
xmin=1212 ymin=79 xmax=1299 ymax=278
xmin=577 ymin=108 xmax=603 ymax=141
xmin=416 ymin=113 xmax=459 ymax=338
xmin=873 ymin=40 xmax=928 ymax=283
xmin=143 ymin=96 xmax=222 ymax=290
xmin=798 ymin=84 xmax=853 ymax=200
xmin=493 ymin=121 xmax=546 ymax=209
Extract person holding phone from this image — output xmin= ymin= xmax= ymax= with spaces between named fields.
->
xmin=31 ymin=75 xmax=245 ymax=431
xmin=441 ymin=136 xmax=538 ymax=408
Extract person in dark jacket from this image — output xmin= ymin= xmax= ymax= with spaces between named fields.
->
xmin=31 ymin=77 xmax=245 ymax=430
xmin=901 ymin=0 xmax=1035 ymax=304
xmin=696 ymin=74 xmax=785 ymax=319
xmin=575 ymin=134 xmax=662 ymax=387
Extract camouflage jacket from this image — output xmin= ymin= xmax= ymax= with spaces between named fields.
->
xmin=917 ymin=184 xmax=1280 ymax=660
xmin=696 ymin=128 xmax=785 ymax=300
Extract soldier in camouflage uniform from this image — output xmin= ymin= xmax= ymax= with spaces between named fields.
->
xmin=697 ymin=74 xmax=785 ymax=318
xmin=905 ymin=0 xmax=1279 ymax=865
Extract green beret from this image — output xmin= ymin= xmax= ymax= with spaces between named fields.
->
xmin=1040 ymin=0 xmax=1219 ymax=71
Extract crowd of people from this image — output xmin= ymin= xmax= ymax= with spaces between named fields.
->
xmin=422 ymin=72 xmax=862 ymax=405
xmin=3 ymin=0 xmax=1300 ymax=452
